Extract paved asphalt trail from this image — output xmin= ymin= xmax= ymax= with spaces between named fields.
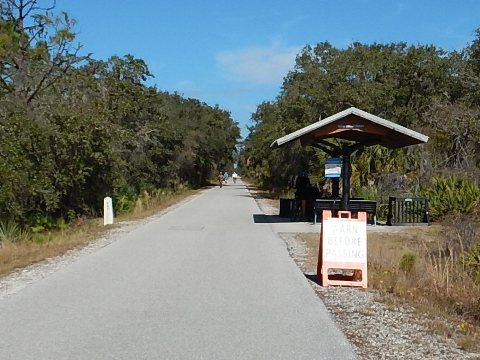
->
xmin=0 ymin=180 xmax=357 ymax=359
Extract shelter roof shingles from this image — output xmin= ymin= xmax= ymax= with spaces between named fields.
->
xmin=271 ymin=107 xmax=429 ymax=149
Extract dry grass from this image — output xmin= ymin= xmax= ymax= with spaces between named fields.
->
xmin=367 ymin=226 xmax=480 ymax=321
xmin=0 ymin=187 xmax=202 ymax=276
xmin=0 ymin=220 xmax=103 ymax=275
xmin=297 ymin=222 xmax=480 ymax=352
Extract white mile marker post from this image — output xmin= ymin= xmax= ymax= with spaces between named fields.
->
xmin=103 ymin=197 xmax=114 ymax=225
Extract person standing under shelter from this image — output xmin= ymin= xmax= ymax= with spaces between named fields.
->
xmin=295 ymin=171 xmax=311 ymax=219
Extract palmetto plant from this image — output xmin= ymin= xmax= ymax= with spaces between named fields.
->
xmin=351 ymin=146 xmax=416 ymax=188
xmin=0 ymin=219 xmax=30 ymax=243
xmin=0 ymin=219 xmax=20 ymax=243
xmin=423 ymin=176 xmax=480 ymax=219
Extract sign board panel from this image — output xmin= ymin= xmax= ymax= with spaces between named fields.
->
xmin=324 ymin=157 xmax=341 ymax=178
xmin=322 ymin=218 xmax=367 ymax=263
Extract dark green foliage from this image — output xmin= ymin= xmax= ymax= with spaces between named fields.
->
xmin=243 ymin=33 xmax=480 ymax=207
xmin=0 ymin=1 xmax=240 ymax=227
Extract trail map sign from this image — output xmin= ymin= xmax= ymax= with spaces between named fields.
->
xmin=324 ymin=157 xmax=341 ymax=178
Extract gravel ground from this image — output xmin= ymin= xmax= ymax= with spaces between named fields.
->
xmin=255 ymin=196 xmax=480 ymax=360
xmin=282 ymin=232 xmax=480 ymax=360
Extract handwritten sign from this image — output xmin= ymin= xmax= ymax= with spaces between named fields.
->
xmin=322 ymin=218 xmax=367 ymax=263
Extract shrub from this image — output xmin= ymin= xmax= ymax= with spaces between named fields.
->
xmin=0 ymin=219 xmax=30 ymax=243
xmin=113 ymin=194 xmax=136 ymax=214
xmin=464 ymin=242 xmax=480 ymax=285
xmin=28 ymin=213 xmax=66 ymax=233
xmin=0 ymin=219 xmax=20 ymax=243
xmin=423 ymin=176 xmax=480 ymax=219
xmin=352 ymin=185 xmax=378 ymax=201
xmin=399 ymin=252 xmax=417 ymax=274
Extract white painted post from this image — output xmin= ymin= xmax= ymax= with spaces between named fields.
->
xmin=103 ymin=197 xmax=114 ymax=225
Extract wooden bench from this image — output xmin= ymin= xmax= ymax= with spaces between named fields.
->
xmin=313 ymin=199 xmax=377 ymax=225
xmin=348 ymin=200 xmax=377 ymax=225
xmin=313 ymin=199 xmax=340 ymax=224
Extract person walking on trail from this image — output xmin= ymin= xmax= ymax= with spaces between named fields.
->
xmin=218 ymin=172 xmax=225 ymax=188
xmin=223 ymin=171 xmax=229 ymax=184
xmin=232 ymin=171 xmax=238 ymax=184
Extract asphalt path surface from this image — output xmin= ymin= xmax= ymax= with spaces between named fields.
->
xmin=0 ymin=180 xmax=357 ymax=359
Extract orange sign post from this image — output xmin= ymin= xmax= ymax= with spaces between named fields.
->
xmin=317 ymin=210 xmax=368 ymax=288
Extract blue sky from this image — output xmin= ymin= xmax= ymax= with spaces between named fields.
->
xmin=58 ymin=0 xmax=480 ymax=138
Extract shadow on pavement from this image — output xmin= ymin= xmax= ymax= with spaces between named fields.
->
xmin=253 ymin=214 xmax=293 ymax=223
xmin=304 ymin=273 xmax=321 ymax=285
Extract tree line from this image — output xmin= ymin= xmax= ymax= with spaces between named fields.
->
xmin=0 ymin=0 xmax=240 ymax=228
xmin=241 ymin=32 xmax=480 ymax=218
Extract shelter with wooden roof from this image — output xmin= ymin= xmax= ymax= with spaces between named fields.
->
xmin=271 ymin=107 xmax=429 ymax=210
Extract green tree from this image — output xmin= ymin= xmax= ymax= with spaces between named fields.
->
xmin=244 ymin=40 xmax=470 ymax=192
xmin=0 ymin=0 xmax=87 ymax=106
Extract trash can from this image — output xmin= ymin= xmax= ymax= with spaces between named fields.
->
xmin=279 ymin=198 xmax=294 ymax=218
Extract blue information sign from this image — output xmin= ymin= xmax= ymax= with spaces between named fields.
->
xmin=325 ymin=157 xmax=341 ymax=178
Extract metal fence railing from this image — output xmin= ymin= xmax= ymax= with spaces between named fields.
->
xmin=387 ymin=197 xmax=429 ymax=226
